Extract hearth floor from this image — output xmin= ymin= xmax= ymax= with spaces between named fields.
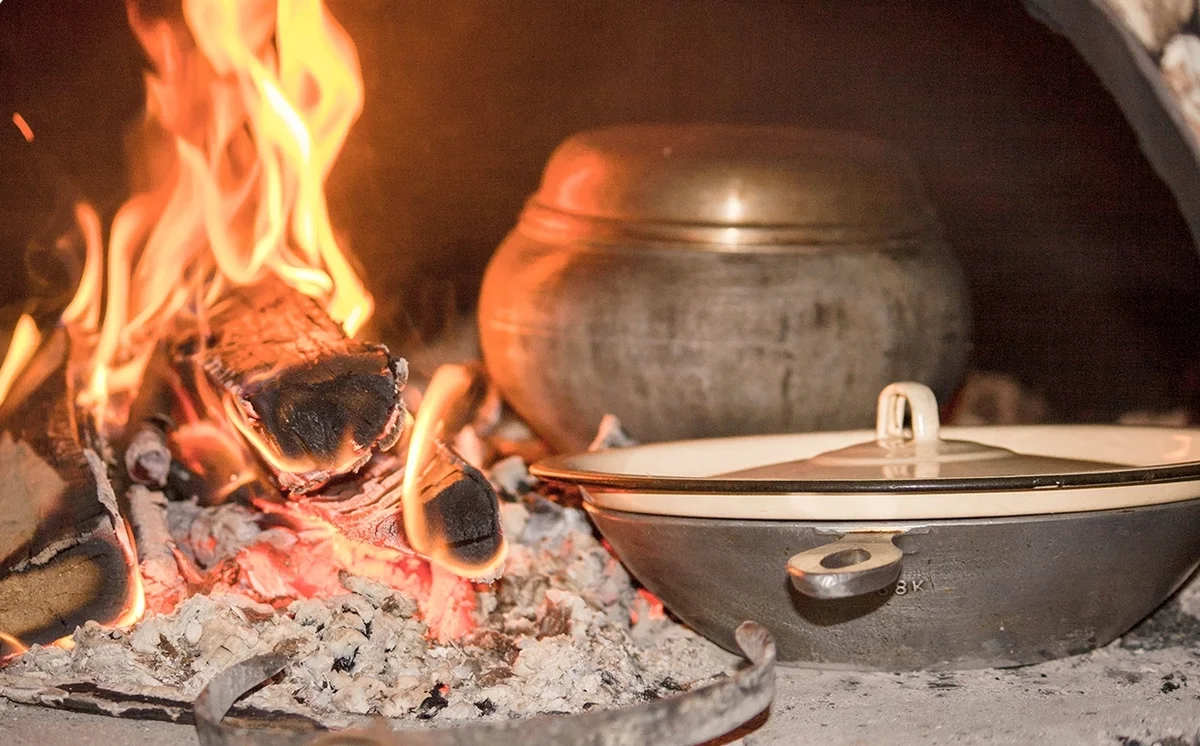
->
xmin=3 ymin=632 xmax=1198 ymax=746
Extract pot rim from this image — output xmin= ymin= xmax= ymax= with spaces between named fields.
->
xmin=531 ymin=425 xmax=1200 ymax=519
xmin=518 ymin=201 xmax=938 ymax=250
xmin=535 ymin=458 xmax=1200 ymax=494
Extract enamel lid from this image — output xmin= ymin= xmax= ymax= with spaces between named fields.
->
xmin=530 ymin=382 xmax=1200 ymax=520
xmin=721 ymin=382 xmax=1121 ymax=481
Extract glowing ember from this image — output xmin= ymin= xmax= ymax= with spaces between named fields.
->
xmin=11 ymin=113 xmax=34 ymax=143
xmin=231 ymin=505 xmax=480 ymax=643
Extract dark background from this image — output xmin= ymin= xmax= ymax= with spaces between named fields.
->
xmin=2 ymin=0 xmax=1199 ymax=420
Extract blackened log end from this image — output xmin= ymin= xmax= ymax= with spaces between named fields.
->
xmin=246 ymin=347 xmax=406 ymax=463
xmin=421 ymin=463 xmax=504 ymax=570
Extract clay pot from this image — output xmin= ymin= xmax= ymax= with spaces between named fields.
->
xmin=478 ymin=124 xmax=970 ymax=452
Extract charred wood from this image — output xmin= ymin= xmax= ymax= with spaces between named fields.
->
xmin=0 ymin=337 xmax=132 ymax=649
xmin=405 ymin=439 xmax=504 ymax=577
xmin=0 ymin=526 xmax=129 ymax=655
xmin=126 ymin=484 xmax=184 ymax=613
xmin=172 ymin=279 xmax=406 ymax=495
xmin=398 ymin=363 xmax=506 ymax=579
xmin=126 ymin=346 xmax=275 ymax=507
xmin=264 ymin=434 xmax=504 ymax=582
xmin=0 ymin=330 xmax=110 ymax=570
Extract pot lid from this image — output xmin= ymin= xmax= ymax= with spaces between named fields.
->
xmin=522 ymin=124 xmax=939 ymax=246
xmin=530 ymin=389 xmax=1200 ymax=520
xmin=722 ymin=382 xmax=1122 ymax=481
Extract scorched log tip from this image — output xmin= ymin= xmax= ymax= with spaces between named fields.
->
xmin=174 ymin=279 xmax=408 ymax=495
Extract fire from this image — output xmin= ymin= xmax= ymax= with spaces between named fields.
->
xmin=14 ymin=0 xmax=373 ymax=430
xmin=0 ymin=0 xmax=387 ymax=652
xmin=1 ymin=0 xmax=513 ymax=659
xmin=0 ymin=315 xmax=42 ymax=408
xmin=234 ymin=502 xmax=480 ymax=642
xmin=0 ymin=0 xmax=375 ymax=418
xmin=11 ymin=113 xmax=35 ymax=143
xmin=0 ymin=631 xmax=28 ymax=657
xmin=402 ymin=365 xmax=509 ymax=580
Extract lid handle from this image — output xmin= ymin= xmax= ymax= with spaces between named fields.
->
xmin=875 ymin=382 xmax=940 ymax=445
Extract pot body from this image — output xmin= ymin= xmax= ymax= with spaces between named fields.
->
xmin=479 ymin=124 xmax=971 ymax=452
xmin=480 ymin=234 xmax=970 ymax=452
xmin=587 ymin=499 xmax=1200 ymax=670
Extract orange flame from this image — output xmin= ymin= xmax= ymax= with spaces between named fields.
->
xmin=60 ymin=204 xmax=105 ymax=332
xmin=402 ymin=365 xmax=509 ymax=580
xmin=0 ymin=314 xmax=42 ymax=407
xmin=0 ymin=0 xmax=376 ymax=650
xmin=11 ymin=113 xmax=34 ymax=143
xmin=0 ymin=630 xmax=29 ymax=657
xmin=62 ymin=0 xmax=373 ymax=428
xmin=107 ymin=493 xmax=149 ymax=635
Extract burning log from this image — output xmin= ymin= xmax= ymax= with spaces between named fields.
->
xmin=176 ymin=278 xmax=407 ymax=496
xmin=126 ymin=484 xmax=185 ymax=614
xmin=0 ymin=330 xmax=137 ymax=653
xmin=400 ymin=364 xmax=507 ymax=580
xmin=263 ymin=434 xmax=506 ymax=587
xmin=126 ymin=344 xmax=279 ymax=507
xmin=158 ymin=282 xmax=503 ymax=581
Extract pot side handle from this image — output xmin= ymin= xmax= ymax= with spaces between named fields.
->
xmin=787 ymin=533 xmax=904 ymax=599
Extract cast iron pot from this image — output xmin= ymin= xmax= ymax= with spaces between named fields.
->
xmin=586 ymin=505 xmax=1200 ymax=671
xmin=479 ymin=124 xmax=970 ymax=452
xmin=533 ymin=383 xmax=1200 ymax=670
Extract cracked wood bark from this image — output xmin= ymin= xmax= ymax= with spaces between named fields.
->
xmin=136 ymin=281 xmax=502 ymax=580
xmin=250 ymin=365 xmax=505 ymax=581
xmin=0 ymin=328 xmax=130 ymax=654
xmin=172 ymin=278 xmax=407 ymax=495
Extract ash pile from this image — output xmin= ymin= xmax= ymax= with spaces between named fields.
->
xmin=0 ymin=450 xmax=733 ymax=727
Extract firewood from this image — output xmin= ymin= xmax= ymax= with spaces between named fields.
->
xmin=264 ymin=436 xmax=505 ymax=582
xmin=173 ymin=279 xmax=406 ymax=495
xmin=0 ymin=331 xmax=133 ymax=650
xmin=131 ymin=324 xmax=501 ymax=582
xmin=125 ymin=345 xmax=277 ymax=507
xmin=130 ymin=288 xmax=501 ymax=581
xmin=1 ymin=329 xmax=108 ymax=568
xmin=404 ymin=437 xmax=505 ymax=578
xmin=399 ymin=364 xmax=506 ymax=580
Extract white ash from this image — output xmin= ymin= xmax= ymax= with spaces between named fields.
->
xmin=1179 ymin=571 xmax=1200 ymax=618
xmin=168 ymin=499 xmax=263 ymax=569
xmin=489 ymin=455 xmax=539 ymax=498
xmin=0 ymin=486 xmax=733 ymax=726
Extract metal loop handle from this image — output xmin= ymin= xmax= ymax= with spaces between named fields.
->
xmin=787 ymin=533 xmax=904 ymax=599
xmin=875 ymin=381 xmax=940 ymax=445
